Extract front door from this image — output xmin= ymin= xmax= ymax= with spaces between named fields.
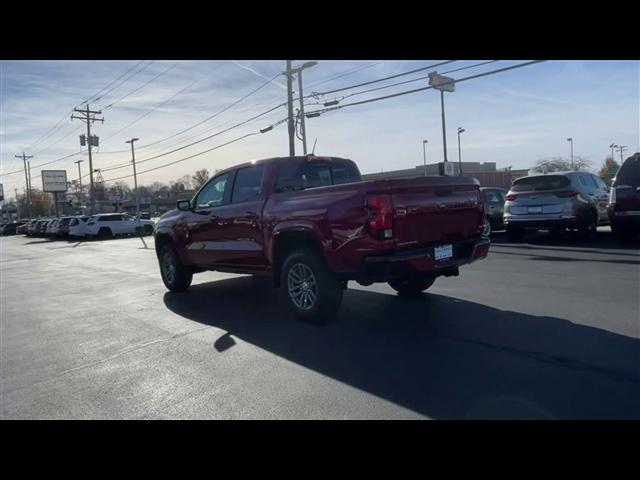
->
xmin=184 ymin=171 xmax=233 ymax=266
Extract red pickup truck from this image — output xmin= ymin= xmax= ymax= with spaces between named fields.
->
xmin=154 ymin=156 xmax=490 ymax=323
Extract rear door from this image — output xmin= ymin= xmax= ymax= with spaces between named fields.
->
xmin=207 ymin=164 xmax=268 ymax=269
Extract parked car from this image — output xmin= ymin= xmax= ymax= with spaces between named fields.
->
xmin=503 ymin=171 xmax=610 ymax=242
xmin=54 ymin=217 xmax=74 ymax=238
xmin=68 ymin=216 xmax=91 ymax=238
xmin=16 ymin=223 xmax=29 ymax=235
xmin=608 ymin=152 xmax=640 ymax=243
xmin=26 ymin=220 xmax=39 ymax=236
xmin=480 ymin=187 xmax=507 ymax=236
xmin=85 ymin=213 xmax=155 ymax=239
xmin=48 ymin=219 xmax=60 ymax=237
xmin=0 ymin=222 xmax=26 ymax=236
xmin=35 ymin=219 xmax=50 ymax=236
xmin=154 ymin=155 xmax=490 ymax=323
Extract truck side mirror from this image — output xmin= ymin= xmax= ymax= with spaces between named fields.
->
xmin=177 ymin=200 xmax=191 ymax=211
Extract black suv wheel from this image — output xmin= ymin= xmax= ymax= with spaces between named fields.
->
xmin=281 ymin=249 xmax=343 ymax=324
xmin=159 ymin=244 xmax=193 ymax=292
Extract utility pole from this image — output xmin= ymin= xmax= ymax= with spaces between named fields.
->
xmin=126 ymin=138 xmax=141 ymax=230
xmin=290 ymin=61 xmax=318 ymax=155
xmin=609 ymin=143 xmax=617 ymax=163
xmin=71 ymin=104 xmax=103 ymax=215
xmin=440 ymin=91 xmax=448 ymax=163
xmin=285 ymin=61 xmax=296 ymax=156
xmin=15 ymin=152 xmax=33 ymax=218
xmin=74 ymin=159 xmax=84 ymax=213
xmin=567 ymin=137 xmax=574 ymax=169
xmin=616 ymin=145 xmax=628 ymax=163
xmin=14 ymin=188 xmax=19 ymax=218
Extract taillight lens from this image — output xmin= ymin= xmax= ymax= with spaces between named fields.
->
xmin=365 ymin=194 xmax=394 ymax=239
xmin=505 ymin=193 xmax=517 ymax=201
xmin=609 ymin=187 xmax=616 ymax=205
xmin=555 ymin=191 xmax=578 ymax=198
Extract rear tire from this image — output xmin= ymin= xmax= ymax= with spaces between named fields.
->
xmin=159 ymin=244 xmax=193 ymax=292
xmin=388 ymin=275 xmax=436 ymax=297
xmin=281 ymin=249 xmax=343 ymax=324
xmin=507 ymin=226 xmax=525 ymax=242
xmin=482 ymin=217 xmax=492 ymax=237
xmin=98 ymin=227 xmax=112 ymax=239
xmin=578 ymin=211 xmax=597 ymax=241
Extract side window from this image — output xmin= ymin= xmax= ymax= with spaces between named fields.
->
xmin=195 ymin=172 xmax=230 ymax=209
xmin=593 ymin=176 xmax=608 ymax=191
xmin=231 ymin=165 xmax=265 ymax=204
xmin=579 ymin=175 xmax=597 ymax=189
xmin=484 ymin=190 xmax=501 ymax=204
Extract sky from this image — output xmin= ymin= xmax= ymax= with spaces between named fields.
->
xmin=1 ymin=60 xmax=638 ymax=199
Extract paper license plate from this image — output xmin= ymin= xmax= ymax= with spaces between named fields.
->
xmin=434 ymin=244 xmax=453 ymax=261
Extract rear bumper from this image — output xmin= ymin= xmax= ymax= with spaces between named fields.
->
xmin=608 ymin=207 xmax=640 ymax=230
xmin=503 ymin=214 xmax=580 ymax=230
xmin=356 ymin=237 xmax=490 ymax=283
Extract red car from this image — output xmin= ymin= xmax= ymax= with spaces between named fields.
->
xmin=608 ymin=152 xmax=640 ymax=243
xmin=154 ymin=156 xmax=489 ymax=322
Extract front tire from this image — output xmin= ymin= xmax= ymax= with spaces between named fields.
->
xmin=159 ymin=244 xmax=193 ymax=292
xmin=578 ymin=211 xmax=597 ymax=241
xmin=482 ymin=217 xmax=492 ymax=237
xmin=388 ymin=275 xmax=436 ymax=297
xmin=281 ymin=249 xmax=343 ymax=324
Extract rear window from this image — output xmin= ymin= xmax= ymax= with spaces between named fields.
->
xmin=615 ymin=154 xmax=640 ymax=186
xmin=275 ymin=159 xmax=361 ymax=193
xmin=511 ymin=175 xmax=571 ymax=192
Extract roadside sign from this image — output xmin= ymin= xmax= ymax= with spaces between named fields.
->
xmin=607 ymin=164 xmax=619 ymax=176
xmin=41 ymin=170 xmax=68 ymax=192
xmin=429 ymin=72 xmax=455 ymax=92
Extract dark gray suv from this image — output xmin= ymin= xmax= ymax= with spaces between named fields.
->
xmin=503 ymin=171 xmax=610 ymax=242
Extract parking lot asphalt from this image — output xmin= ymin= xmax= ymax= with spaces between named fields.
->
xmin=1 ymin=229 xmax=639 ymax=419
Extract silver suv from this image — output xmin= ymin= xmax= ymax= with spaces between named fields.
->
xmin=503 ymin=171 xmax=610 ymax=242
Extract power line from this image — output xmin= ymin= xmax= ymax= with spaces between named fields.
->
xmin=305 ymin=60 xmax=546 ymax=117
xmin=311 ymin=60 xmax=457 ymax=96
xmin=306 ymin=61 xmax=387 ymax=88
xmin=82 ymin=60 xmax=146 ymax=105
xmin=99 ymin=102 xmax=286 ymax=174
xmin=94 ymin=61 xmax=155 ymax=106
xmin=1 ymin=151 xmax=83 ymax=177
xmin=102 ymin=120 xmax=285 ymax=183
xmin=336 ymin=60 xmax=500 ymax=101
xmin=103 ymin=62 xmax=177 ymax=110
xmin=101 ymin=78 xmax=200 ymax=143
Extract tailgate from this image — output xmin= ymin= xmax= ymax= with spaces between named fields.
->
xmin=371 ymin=176 xmax=483 ymax=245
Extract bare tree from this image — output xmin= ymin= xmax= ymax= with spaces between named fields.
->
xmin=193 ymin=168 xmax=210 ymax=190
xmin=531 ymin=156 xmax=592 ymax=174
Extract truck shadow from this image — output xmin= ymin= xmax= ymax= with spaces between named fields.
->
xmin=163 ymin=277 xmax=640 ymax=420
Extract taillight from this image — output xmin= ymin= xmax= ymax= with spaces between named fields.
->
xmin=505 ymin=193 xmax=517 ymax=201
xmin=555 ymin=191 xmax=578 ymax=198
xmin=365 ymin=194 xmax=394 ymax=239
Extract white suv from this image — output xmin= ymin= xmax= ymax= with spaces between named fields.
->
xmin=85 ymin=213 xmax=155 ymax=239
xmin=69 ymin=216 xmax=92 ymax=237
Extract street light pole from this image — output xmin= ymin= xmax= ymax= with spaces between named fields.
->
xmin=440 ymin=90 xmax=448 ymax=163
xmin=567 ymin=137 xmax=574 ymax=169
xmin=457 ymin=127 xmax=465 ymax=175
xmin=126 ymin=138 xmax=140 ymax=230
xmin=422 ymin=140 xmax=428 ymax=176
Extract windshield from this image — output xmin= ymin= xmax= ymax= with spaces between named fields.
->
xmin=511 ymin=175 xmax=571 ymax=192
